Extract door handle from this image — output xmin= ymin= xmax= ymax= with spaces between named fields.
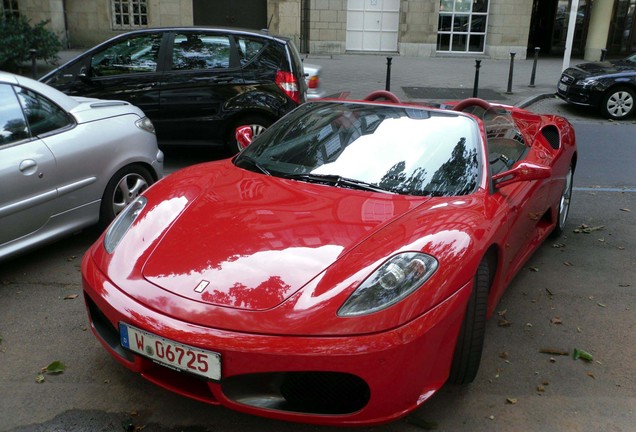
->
xmin=19 ymin=159 xmax=38 ymax=176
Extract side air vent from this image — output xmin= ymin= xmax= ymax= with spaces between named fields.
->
xmin=541 ymin=125 xmax=560 ymax=150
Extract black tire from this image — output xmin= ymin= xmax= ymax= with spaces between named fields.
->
xmin=227 ymin=115 xmax=272 ymax=153
xmin=601 ymin=86 xmax=635 ymax=120
xmin=550 ymin=165 xmax=574 ymax=238
xmin=448 ymin=260 xmax=490 ymax=385
xmin=99 ymin=165 xmax=153 ymax=227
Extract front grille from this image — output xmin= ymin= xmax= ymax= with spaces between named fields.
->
xmin=222 ymin=371 xmax=371 ymax=415
xmin=560 ymin=74 xmax=575 ymax=85
xmin=85 ymin=293 xmax=134 ymax=361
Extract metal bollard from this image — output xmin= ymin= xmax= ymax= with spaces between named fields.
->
xmin=600 ymin=48 xmax=607 ymax=61
xmin=30 ymin=49 xmax=37 ymax=79
xmin=385 ymin=57 xmax=393 ymax=92
xmin=529 ymin=47 xmax=540 ymax=87
xmin=473 ymin=59 xmax=481 ymax=98
xmin=506 ymin=52 xmax=516 ymax=94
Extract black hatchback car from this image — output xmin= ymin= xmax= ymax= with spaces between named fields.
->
xmin=41 ymin=27 xmax=307 ymax=151
xmin=557 ymin=53 xmax=636 ymax=120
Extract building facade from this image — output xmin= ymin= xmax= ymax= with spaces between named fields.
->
xmin=2 ymin=0 xmax=635 ymax=61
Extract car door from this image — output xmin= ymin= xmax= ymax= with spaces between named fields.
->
xmin=46 ymin=32 xmax=165 ymax=119
xmin=0 ymin=83 xmax=58 ymax=246
xmin=488 ymin=126 xmax=550 ymax=274
xmin=156 ymin=31 xmax=244 ymax=145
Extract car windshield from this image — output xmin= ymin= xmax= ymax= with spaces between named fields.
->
xmin=235 ymin=102 xmax=481 ymax=197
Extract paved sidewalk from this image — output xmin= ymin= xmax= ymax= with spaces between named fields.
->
xmin=305 ymin=53 xmax=577 ymax=108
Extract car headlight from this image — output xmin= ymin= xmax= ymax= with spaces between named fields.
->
xmin=104 ymin=196 xmax=147 ymax=253
xmin=338 ymin=252 xmax=438 ymax=317
xmin=135 ymin=116 xmax=155 ymax=134
xmin=577 ymin=78 xmax=600 ymax=90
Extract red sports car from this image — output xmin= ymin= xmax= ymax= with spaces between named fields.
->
xmin=81 ymin=93 xmax=576 ymax=426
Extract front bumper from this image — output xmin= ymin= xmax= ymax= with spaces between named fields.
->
xmin=556 ymin=74 xmax=605 ymax=107
xmin=81 ymin=252 xmax=472 ymax=426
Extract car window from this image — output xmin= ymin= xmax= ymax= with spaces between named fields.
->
xmin=238 ymin=102 xmax=481 ymax=197
xmin=483 ymin=111 xmax=528 ymax=174
xmin=91 ymin=33 xmax=162 ymax=76
xmin=0 ymin=84 xmax=29 ymax=145
xmin=172 ymin=33 xmax=231 ymax=70
xmin=235 ymin=36 xmax=266 ymax=66
xmin=15 ymin=87 xmax=72 ymax=136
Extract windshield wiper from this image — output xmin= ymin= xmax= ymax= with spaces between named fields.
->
xmin=284 ymin=173 xmax=392 ymax=194
xmin=235 ymin=156 xmax=271 ymax=176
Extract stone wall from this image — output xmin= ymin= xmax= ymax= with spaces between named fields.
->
xmin=485 ymin=0 xmax=533 ymax=59
xmin=15 ymin=0 xmax=537 ymax=58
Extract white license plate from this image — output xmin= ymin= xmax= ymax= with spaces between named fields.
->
xmin=119 ymin=323 xmax=221 ymax=381
xmin=558 ymin=82 xmax=568 ymax=92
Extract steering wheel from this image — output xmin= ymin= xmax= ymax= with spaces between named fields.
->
xmin=453 ymin=97 xmax=492 ymax=112
xmin=363 ymin=90 xmax=401 ymax=103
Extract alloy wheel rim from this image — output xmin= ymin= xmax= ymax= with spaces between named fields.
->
xmin=559 ymin=169 xmax=573 ymax=229
xmin=113 ymin=174 xmax=149 ymax=216
xmin=607 ymin=91 xmax=634 ymax=118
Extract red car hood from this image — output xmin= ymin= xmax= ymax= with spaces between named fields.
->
xmin=142 ymin=164 xmax=426 ymax=311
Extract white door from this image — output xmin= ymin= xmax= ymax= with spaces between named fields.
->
xmin=346 ymin=0 xmax=399 ymax=52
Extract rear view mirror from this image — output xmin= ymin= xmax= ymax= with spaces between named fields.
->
xmin=493 ymin=162 xmax=551 ymax=189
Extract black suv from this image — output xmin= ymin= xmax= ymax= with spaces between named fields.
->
xmin=41 ymin=28 xmax=307 ymax=151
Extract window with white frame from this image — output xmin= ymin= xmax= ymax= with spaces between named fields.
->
xmin=437 ymin=0 xmax=489 ymax=53
xmin=112 ymin=0 xmax=148 ymax=29
xmin=2 ymin=0 xmax=20 ymax=19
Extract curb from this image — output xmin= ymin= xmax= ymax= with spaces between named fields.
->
xmin=516 ymin=92 xmax=557 ymax=108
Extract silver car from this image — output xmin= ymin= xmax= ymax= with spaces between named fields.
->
xmin=0 ymin=72 xmax=163 ymax=261
xmin=304 ymin=63 xmax=326 ymax=100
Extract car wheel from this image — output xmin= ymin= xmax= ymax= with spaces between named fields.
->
xmin=100 ymin=165 xmax=153 ymax=227
xmin=551 ymin=165 xmax=574 ymax=238
xmin=601 ymin=86 xmax=635 ymax=120
xmin=448 ymin=259 xmax=489 ymax=385
xmin=229 ymin=115 xmax=272 ymax=153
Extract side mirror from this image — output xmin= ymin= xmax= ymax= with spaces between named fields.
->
xmin=492 ymin=161 xmax=551 ymax=189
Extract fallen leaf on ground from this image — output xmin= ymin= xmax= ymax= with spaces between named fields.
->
xmin=573 ymin=348 xmax=594 ymax=362
xmin=64 ymin=294 xmax=78 ymax=300
xmin=587 ymin=372 xmax=596 ymax=379
xmin=563 ymin=261 xmax=574 ymax=266
xmin=597 ymin=302 xmax=607 ymax=308
xmin=506 ymin=398 xmax=518 ymax=405
xmin=550 ymin=317 xmax=563 ymax=325
xmin=619 ymin=208 xmax=631 ymax=212
xmin=573 ymin=224 xmax=604 ymax=234
xmin=35 ymin=374 xmax=45 ymax=384
xmin=498 ymin=318 xmax=512 ymax=327
xmin=618 ymin=283 xmax=631 ymax=287
xmin=41 ymin=360 xmax=66 ymax=374
xmin=529 ymin=266 xmax=539 ymax=272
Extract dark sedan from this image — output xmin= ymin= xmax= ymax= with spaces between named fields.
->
xmin=40 ymin=27 xmax=307 ymax=151
xmin=557 ymin=53 xmax=636 ymax=120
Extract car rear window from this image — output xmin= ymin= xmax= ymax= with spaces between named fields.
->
xmin=172 ymin=33 xmax=231 ymax=70
xmin=236 ymin=36 xmax=266 ymax=66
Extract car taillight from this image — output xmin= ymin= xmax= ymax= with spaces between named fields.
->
xmin=276 ymin=70 xmax=301 ymax=104
xmin=307 ymin=75 xmax=320 ymax=89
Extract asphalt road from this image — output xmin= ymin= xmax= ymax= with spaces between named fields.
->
xmin=1 ymin=101 xmax=634 ymax=432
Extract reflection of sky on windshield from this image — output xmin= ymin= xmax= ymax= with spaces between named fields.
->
xmin=312 ymin=115 xmax=474 ymax=184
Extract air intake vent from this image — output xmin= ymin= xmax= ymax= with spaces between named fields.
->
xmin=541 ymin=125 xmax=560 ymax=150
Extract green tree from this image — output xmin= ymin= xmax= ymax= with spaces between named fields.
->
xmin=0 ymin=16 xmax=62 ymax=74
